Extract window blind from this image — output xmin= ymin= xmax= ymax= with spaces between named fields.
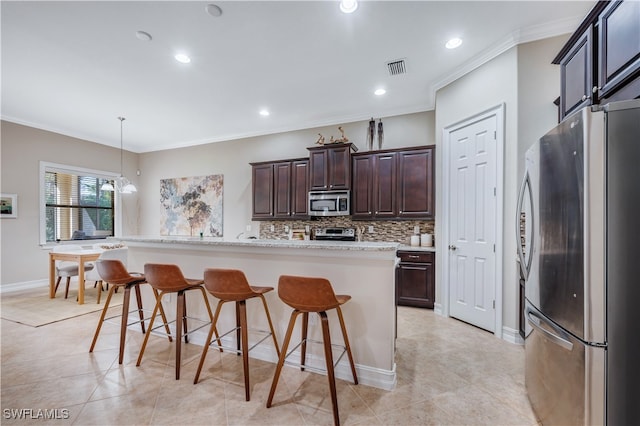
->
xmin=44 ymin=170 xmax=114 ymax=242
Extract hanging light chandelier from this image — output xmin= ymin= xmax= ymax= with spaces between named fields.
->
xmin=101 ymin=116 xmax=137 ymax=194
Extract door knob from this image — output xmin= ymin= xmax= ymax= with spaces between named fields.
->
xmin=448 ymin=244 xmax=457 ymax=251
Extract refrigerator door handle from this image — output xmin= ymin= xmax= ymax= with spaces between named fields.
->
xmin=516 ymin=171 xmax=534 ymax=280
xmin=527 ymin=308 xmax=573 ymax=351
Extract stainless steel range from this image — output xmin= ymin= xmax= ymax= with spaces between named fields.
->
xmin=314 ymin=227 xmax=356 ymax=241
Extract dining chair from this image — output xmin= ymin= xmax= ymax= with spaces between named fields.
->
xmin=52 ymin=244 xmax=96 ymax=301
xmin=85 ymin=244 xmax=128 ymax=293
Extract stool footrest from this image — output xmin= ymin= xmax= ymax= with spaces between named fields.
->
xmin=208 ymin=327 xmax=274 ymax=354
xmin=101 ymin=307 xmax=153 ymax=327
xmin=284 ymin=338 xmax=348 ymax=370
xmin=149 ymin=317 xmax=211 ymax=338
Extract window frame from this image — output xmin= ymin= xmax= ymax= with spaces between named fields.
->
xmin=39 ymin=161 xmax=122 ymax=246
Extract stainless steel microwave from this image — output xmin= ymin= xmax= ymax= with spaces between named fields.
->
xmin=308 ymin=190 xmax=350 ymax=217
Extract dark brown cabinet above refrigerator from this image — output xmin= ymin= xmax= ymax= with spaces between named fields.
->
xmin=554 ymin=0 xmax=640 ymax=120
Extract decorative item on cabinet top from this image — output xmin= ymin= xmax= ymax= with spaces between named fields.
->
xmin=315 ymin=126 xmax=358 ymax=150
xmin=365 ymin=118 xmax=384 ymax=151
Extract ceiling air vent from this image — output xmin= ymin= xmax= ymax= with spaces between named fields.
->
xmin=386 ymin=59 xmax=407 ymax=76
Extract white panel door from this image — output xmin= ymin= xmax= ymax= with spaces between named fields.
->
xmin=448 ymin=115 xmax=497 ymax=332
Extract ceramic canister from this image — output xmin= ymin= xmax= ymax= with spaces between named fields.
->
xmin=421 ymin=233 xmax=433 ymax=247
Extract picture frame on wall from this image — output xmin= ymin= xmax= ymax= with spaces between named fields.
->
xmin=1 ymin=193 xmax=18 ymax=218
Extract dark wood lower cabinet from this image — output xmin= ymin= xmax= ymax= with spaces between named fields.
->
xmin=396 ymin=250 xmax=435 ymax=309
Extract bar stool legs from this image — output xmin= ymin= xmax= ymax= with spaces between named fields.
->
xmin=89 ymin=259 xmax=171 ymax=364
xmin=89 ymin=283 xmax=144 ymax=364
xmin=267 ymin=275 xmax=357 ymax=426
xmin=136 ymin=263 xmax=216 ymax=380
xmin=136 ymin=282 xmax=213 ymax=380
xmin=267 ymin=306 xmax=358 ymax=426
xmin=194 ymin=268 xmax=280 ymax=402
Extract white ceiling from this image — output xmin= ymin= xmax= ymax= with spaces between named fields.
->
xmin=1 ymin=1 xmax=593 ymax=153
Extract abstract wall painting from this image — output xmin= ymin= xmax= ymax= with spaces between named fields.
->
xmin=160 ymin=175 xmax=223 ymax=237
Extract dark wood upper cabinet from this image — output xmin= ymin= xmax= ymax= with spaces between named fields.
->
xmin=351 ymin=154 xmax=374 ymax=218
xmin=251 ymin=158 xmax=309 ymax=220
xmin=290 ymin=159 xmax=309 ymax=218
xmin=397 ymin=147 xmax=435 ymax=219
xmin=352 ymin=146 xmax=434 ymax=220
xmin=373 ymin=152 xmax=397 ymax=218
xmin=308 ymin=149 xmax=328 ymax=190
xmin=251 ymin=163 xmax=274 ymax=219
xmin=308 ymin=143 xmax=353 ymax=191
xmin=554 ymin=0 xmax=640 ymax=120
xmin=274 ymin=162 xmax=292 ymax=218
xmin=351 ymin=152 xmax=397 ymax=219
xmin=598 ymin=0 xmax=640 ymax=100
xmin=559 ymin=27 xmax=594 ymax=118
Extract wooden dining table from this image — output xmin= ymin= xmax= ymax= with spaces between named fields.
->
xmin=49 ymin=249 xmax=101 ymax=305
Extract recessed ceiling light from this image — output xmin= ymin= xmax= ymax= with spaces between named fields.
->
xmin=340 ymin=0 xmax=358 ymax=14
xmin=259 ymin=109 xmax=270 ymax=116
xmin=206 ymin=4 xmax=223 ymax=17
xmin=374 ymin=88 xmax=386 ymax=96
xmin=445 ymin=38 xmax=463 ymax=49
xmin=174 ymin=53 xmax=191 ymax=64
xmin=135 ymin=31 xmax=152 ymax=41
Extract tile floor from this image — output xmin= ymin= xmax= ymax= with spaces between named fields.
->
xmin=1 ymin=305 xmax=538 ymax=425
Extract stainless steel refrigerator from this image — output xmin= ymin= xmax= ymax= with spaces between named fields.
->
xmin=518 ymin=99 xmax=640 ymax=425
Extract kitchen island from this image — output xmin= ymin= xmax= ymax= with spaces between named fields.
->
xmin=119 ymin=236 xmax=399 ymax=390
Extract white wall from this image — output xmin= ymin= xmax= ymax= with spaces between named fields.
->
xmin=434 ymin=35 xmax=569 ymax=333
xmin=517 ymin=35 xmax=568 ymax=179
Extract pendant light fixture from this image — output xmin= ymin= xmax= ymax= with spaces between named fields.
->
xmin=101 ymin=117 xmax=137 ymax=194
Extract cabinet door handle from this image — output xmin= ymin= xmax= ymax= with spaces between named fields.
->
xmin=408 ymin=255 xmax=420 ymax=259
xmin=581 ymin=94 xmax=591 ymax=101
xmin=592 ymin=85 xmax=599 ymax=94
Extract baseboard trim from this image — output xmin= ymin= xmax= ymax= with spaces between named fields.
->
xmin=0 ymin=279 xmax=48 ymax=294
xmin=434 ymin=303 xmax=443 ymax=316
xmin=502 ymin=325 xmax=524 ymax=345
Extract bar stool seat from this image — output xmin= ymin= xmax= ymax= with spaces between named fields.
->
xmin=194 ymin=268 xmax=280 ymax=401
xmin=136 ymin=263 xmax=214 ymax=379
xmin=89 ymin=259 xmax=171 ymax=364
xmin=266 ymin=275 xmax=358 ymax=426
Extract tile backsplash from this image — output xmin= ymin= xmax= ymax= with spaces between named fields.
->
xmin=258 ymin=217 xmax=434 ymax=244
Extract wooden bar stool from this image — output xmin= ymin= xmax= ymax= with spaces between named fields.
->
xmin=266 ymin=275 xmax=358 ymax=426
xmin=136 ymin=263 xmax=214 ymax=379
xmin=194 ymin=268 xmax=281 ymax=401
xmin=89 ymin=259 xmax=172 ymax=364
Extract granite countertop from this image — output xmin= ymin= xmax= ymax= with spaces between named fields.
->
xmin=397 ymin=244 xmax=436 ymax=252
xmin=118 ymin=236 xmax=400 ymax=252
